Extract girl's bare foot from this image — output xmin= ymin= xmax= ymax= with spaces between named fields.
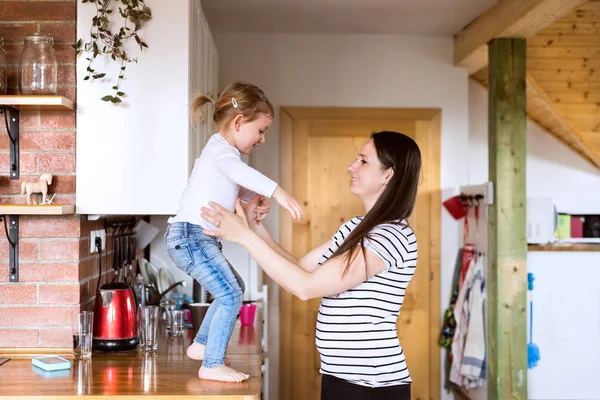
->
xmin=198 ymin=365 xmax=249 ymax=383
xmin=186 ymin=342 xmax=231 ymax=366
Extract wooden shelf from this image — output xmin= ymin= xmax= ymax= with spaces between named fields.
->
xmin=0 ymin=204 xmax=75 ymax=215
xmin=528 ymin=243 xmax=600 ymax=252
xmin=0 ymin=95 xmax=74 ymax=111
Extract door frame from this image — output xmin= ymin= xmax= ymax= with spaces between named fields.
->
xmin=278 ymin=106 xmax=442 ymax=399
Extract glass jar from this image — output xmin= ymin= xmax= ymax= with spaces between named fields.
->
xmin=19 ymin=33 xmax=57 ymax=95
xmin=0 ymin=36 xmax=7 ymax=95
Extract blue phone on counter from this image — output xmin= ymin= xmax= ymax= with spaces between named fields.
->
xmin=32 ymin=356 xmax=72 ymax=371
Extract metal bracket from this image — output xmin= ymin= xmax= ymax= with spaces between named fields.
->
xmin=2 ymin=216 xmax=19 ymax=282
xmin=1 ymin=105 xmax=20 ymax=180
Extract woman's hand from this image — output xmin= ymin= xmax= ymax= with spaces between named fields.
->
xmin=201 ymin=200 xmax=253 ymax=244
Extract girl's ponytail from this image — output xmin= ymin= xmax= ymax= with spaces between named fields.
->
xmin=190 ymin=93 xmax=214 ymax=123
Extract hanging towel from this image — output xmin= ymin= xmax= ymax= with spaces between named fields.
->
xmin=460 ymin=256 xmax=486 ymax=389
xmin=449 ymin=254 xmax=478 ymax=387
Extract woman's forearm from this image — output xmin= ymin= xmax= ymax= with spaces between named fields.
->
xmin=242 ymin=230 xmax=310 ymax=299
xmin=253 ymin=223 xmax=298 ymax=264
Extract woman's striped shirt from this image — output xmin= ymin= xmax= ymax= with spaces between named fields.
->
xmin=316 ymin=216 xmax=417 ymax=388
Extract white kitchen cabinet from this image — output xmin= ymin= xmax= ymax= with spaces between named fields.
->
xmin=76 ymin=0 xmax=218 ymax=215
xmin=528 ymin=251 xmax=600 ymax=400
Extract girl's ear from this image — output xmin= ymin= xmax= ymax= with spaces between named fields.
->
xmin=233 ymin=114 xmax=244 ymax=131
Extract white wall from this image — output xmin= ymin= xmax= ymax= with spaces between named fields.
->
xmin=215 ymin=32 xmax=469 ymax=400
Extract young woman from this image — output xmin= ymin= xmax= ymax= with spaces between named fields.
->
xmin=202 ymin=131 xmax=421 ymax=399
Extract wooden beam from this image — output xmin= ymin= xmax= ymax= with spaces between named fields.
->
xmin=526 ymin=72 xmax=600 ymax=169
xmin=455 ymin=0 xmax=587 ymax=74
xmin=487 ymin=38 xmax=528 ymax=400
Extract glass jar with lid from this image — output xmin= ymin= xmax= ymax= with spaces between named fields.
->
xmin=19 ymin=33 xmax=58 ymax=95
xmin=0 ymin=36 xmax=7 ymax=95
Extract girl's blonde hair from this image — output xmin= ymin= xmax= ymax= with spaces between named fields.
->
xmin=191 ymin=81 xmax=274 ymax=128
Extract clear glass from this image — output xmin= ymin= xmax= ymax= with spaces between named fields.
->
xmin=0 ymin=36 xmax=7 ymax=95
xmin=139 ymin=305 xmax=159 ymax=351
xmin=167 ymin=310 xmax=184 ymax=337
xmin=19 ymin=33 xmax=57 ymax=95
xmin=72 ymin=311 xmax=93 ymax=360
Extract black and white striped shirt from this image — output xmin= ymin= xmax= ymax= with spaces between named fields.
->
xmin=316 ymin=216 xmax=417 ymax=388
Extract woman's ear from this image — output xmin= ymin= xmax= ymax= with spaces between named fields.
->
xmin=383 ymin=168 xmax=394 ymax=185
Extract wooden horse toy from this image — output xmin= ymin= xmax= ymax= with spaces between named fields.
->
xmin=21 ymin=173 xmax=53 ymax=205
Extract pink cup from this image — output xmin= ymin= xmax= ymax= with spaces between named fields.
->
xmin=239 ymin=304 xmax=257 ymax=326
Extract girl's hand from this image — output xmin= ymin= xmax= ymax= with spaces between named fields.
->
xmin=272 ymin=186 xmax=303 ymax=221
xmin=201 ymin=200 xmax=252 ymax=244
xmin=240 ymin=195 xmax=269 ymax=228
xmin=254 ymin=195 xmax=271 ymax=223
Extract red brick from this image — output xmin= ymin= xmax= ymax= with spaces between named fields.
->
xmin=80 ymin=279 xmax=95 ymax=305
xmin=56 ymin=86 xmax=76 ymax=102
xmin=0 ymin=22 xmax=37 ymax=43
xmin=38 ymin=153 xmax=75 ymax=173
xmin=39 ymin=327 xmax=70 ymax=347
xmin=39 ymin=22 xmax=76 ymax=43
xmin=2 ymin=44 xmax=23 ymax=64
xmin=0 ymin=97 xmax=35 ymax=131
xmin=3 ymin=44 xmax=74 ymax=67
xmin=52 ymin=195 xmax=75 ymax=205
xmin=19 ymin=110 xmax=38 ymax=130
xmin=0 ymin=305 xmax=77 ymax=327
xmin=79 ymin=256 xmax=103 ymax=282
xmin=39 ymin=284 xmax=79 ymax=304
xmin=0 ymin=284 xmax=36 ymax=304
xmin=57 ymin=66 xmax=76 ymax=85
xmin=39 ymin=111 xmax=76 ymax=130
xmin=39 ymin=240 xmax=79 ymax=260
xmin=17 ymin=262 xmax=79 ymax=282
xmin=0 ymin=175 xmax=75 ymax=196
xmin=0 ymin=240 xmax=37 ymax=261
xmin=54 ymin=44 xmax=76 ymax=64
xmin=0 ymin=153 xmax=37 ymax=174
xmin=0 ymin=131 xmax=76 ymax=151
xmin=20 ymin=217 xmax=80 ymax=238
xmin=0 ymin=2 xmax=76 ymax=21
xmin=0 ymin=329 xmax=38 ymax=347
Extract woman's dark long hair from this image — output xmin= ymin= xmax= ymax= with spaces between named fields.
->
xmin=330 ymin=131 xmax=422 ymax=277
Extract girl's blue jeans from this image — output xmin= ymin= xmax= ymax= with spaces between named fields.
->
xmin=164 ymin=222 xmax=244 ymax=368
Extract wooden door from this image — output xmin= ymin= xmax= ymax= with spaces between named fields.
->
xmin=279 ymin=108 xmax=441 ymax=400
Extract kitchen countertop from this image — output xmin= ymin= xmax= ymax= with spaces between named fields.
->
xmin=0 ymin=310 xmax=263 ymax=399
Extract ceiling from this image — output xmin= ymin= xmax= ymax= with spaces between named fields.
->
xmin=472 ymin=1 xmax=600 ymax=168
xmin=201 ymin=0 xmax=498 ymax=36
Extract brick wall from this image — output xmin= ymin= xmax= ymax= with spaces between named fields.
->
xmin=0 ymin=0 xmax=108 ymax=348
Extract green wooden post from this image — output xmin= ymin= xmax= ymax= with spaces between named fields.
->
xmin=487 ymin=38 xmax=528 ymax=400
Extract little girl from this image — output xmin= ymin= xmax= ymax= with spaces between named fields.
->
xmin=165 ymin=82 xmax=302 ymax=383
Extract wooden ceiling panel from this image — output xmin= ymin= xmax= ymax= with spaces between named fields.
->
xmin=466 ymin=0 xmax=600 ymax=168
xmin=471 ymin=66 xmax=600 ymax=167
xmin=526 ymin=0 xmax=600 ymax=164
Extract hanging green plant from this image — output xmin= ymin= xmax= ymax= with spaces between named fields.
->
xmin=73 ymin=0 xmax=152 ymax=104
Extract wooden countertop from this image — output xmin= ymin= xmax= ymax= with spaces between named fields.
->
xmin=0 ymin=310 xmax=263 ymax=399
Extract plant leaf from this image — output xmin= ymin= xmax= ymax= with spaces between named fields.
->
xmin=101 ymin=95 xmax=114 ymax=102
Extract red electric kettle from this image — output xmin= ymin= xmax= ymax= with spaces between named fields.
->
xmin=92 ymin=226 xmax=138 ymax=352
xmin=92 ymin=281 xmax=138 ymax=352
